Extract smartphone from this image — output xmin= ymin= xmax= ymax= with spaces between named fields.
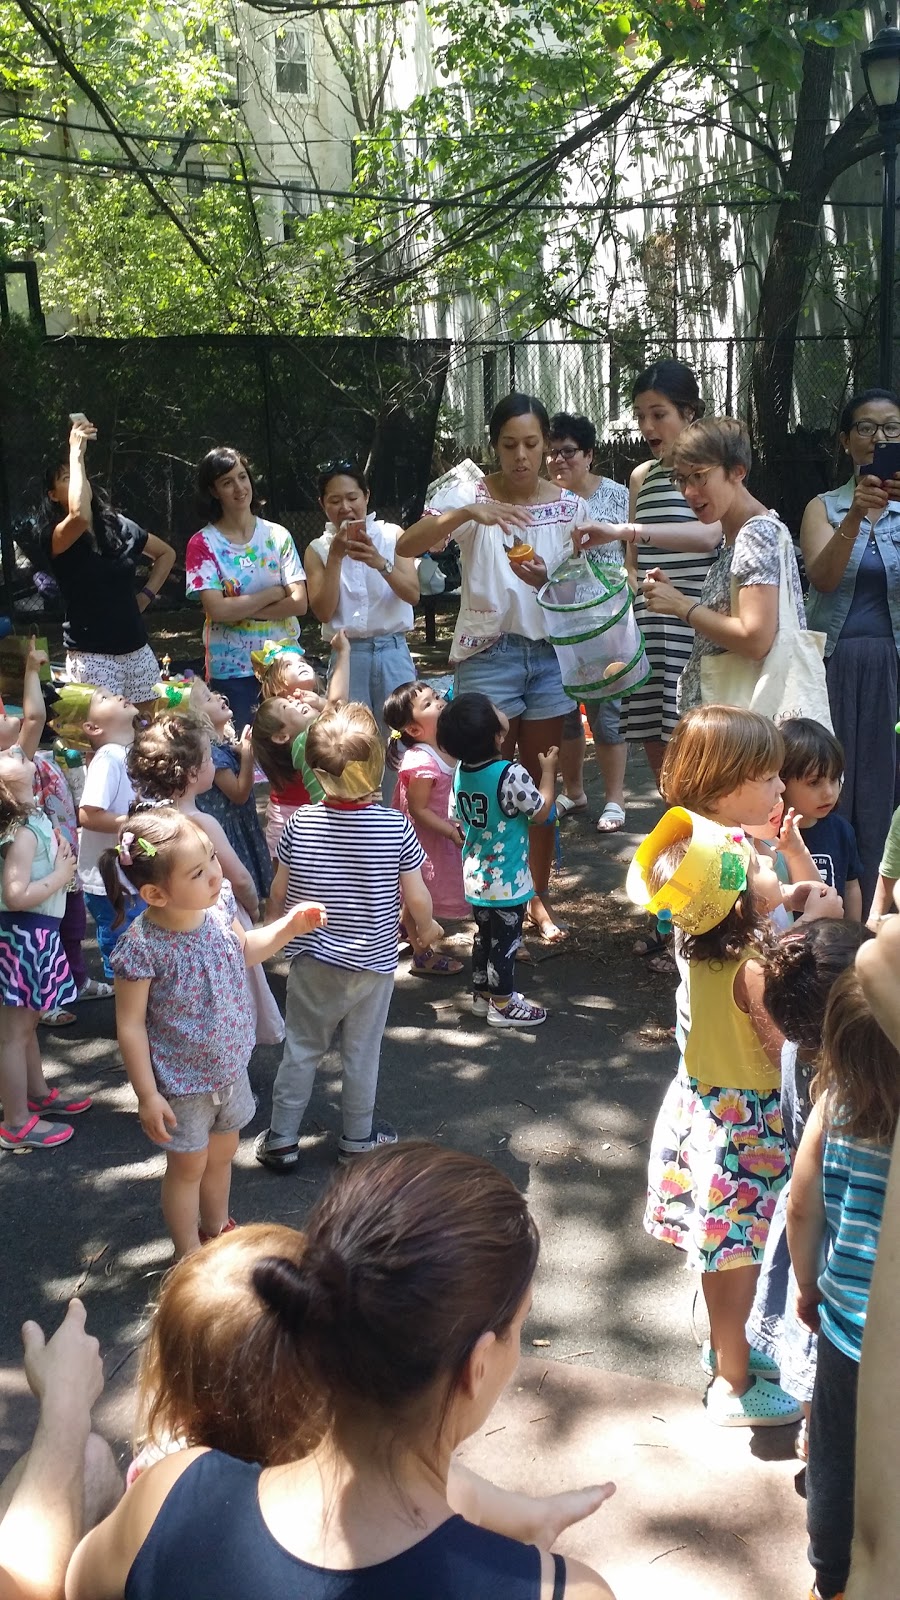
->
xmin=69 ymin=411 xmax=90 ymax=425
xmin=866 ymin=441 xmax=900 ymax=482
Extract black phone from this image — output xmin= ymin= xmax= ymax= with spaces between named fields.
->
xmin=865 ymin=440 xmax=900 ymax=481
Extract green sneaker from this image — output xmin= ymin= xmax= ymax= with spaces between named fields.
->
xmin=699 ymin=1339 xmax=781 ymax=1380
xmin=704 ymin=1376 xmax=804 ymax=1428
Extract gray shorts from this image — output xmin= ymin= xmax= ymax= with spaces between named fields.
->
xmin=561 ymin=697 xmax=623 ymax=745
xmin=165 ymin=1072 xmax=256 ymax=1154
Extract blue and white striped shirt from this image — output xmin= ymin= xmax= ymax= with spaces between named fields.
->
xmin=819 ymin=1130 xmax=892 ymax=1363
xmin=276 ymin=802 xmax=425 ymax=972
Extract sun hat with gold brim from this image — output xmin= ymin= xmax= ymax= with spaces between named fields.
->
xmin=626 ymin=807 xmax=751 ymax=937
xmin=312 ymin=740 xmax=385 ymax=801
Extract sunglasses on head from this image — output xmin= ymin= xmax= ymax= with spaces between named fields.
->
xmin=318 ymin=459 xmax=358 ymax=477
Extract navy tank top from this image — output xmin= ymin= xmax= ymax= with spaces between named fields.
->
xmin=125 ymin=1451 xmax=567 ymax=1599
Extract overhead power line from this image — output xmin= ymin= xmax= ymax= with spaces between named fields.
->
xmin=0 ymin=140 xmax=887 ymax=213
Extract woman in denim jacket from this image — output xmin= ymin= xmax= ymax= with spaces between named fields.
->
xmin=800 ymin=388 xmax=900 ymax=910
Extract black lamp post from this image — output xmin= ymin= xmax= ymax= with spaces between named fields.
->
xmin=862 ymin=14 xmax=900 ymax=387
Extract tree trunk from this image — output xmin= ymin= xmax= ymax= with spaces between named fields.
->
xmin=749 ymin=7 xmax=879 ymax=516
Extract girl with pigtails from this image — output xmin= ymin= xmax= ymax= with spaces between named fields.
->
xmin=101 ymin=806 xmax=325 ymax=1259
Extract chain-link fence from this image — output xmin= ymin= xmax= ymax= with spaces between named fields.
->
xmin=441 ymin=332 xmax=880 ymax=448
xmin=0 ymin=321 xmax=885 ymax=624
xmin=439 ymin=331 xmax=884 ymax=532
xmin=0 ymin=322 xmax=450 ymax=618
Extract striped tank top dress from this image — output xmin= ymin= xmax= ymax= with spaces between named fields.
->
xmin=620 ymin=460 xmax=717 ymax=744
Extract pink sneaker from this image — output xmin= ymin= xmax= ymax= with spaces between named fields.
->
xmin=488 ymin=993 xmax=547 ymax=1028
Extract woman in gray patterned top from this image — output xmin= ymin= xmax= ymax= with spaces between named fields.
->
xmin=547 ymin=412 xmax=632 ymax=831
xmin=640 ymin=417 xmax=805 ymax=713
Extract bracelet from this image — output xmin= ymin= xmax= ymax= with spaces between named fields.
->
xmin=685 ymin=601 xmax=701 ymax=626
xmin=140 ymin=585 xmax=156 ymax=603
xmin=838 ymin=521 xmax=860 ymax=542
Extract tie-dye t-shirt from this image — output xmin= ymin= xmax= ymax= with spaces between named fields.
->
xmin=185 ymin=519 xmax=306 ymax=680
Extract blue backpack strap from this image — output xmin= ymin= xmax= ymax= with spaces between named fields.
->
xmin=551 ymin=1552 xmax=566 ymax=1600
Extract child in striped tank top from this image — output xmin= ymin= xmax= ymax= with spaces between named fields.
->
xmin=788 ymin=965 xmax=899 ymax=1600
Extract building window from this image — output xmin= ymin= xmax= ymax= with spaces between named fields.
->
xmin=185 ymin=161 xmax=206 ymax=198
xmin=275 ymin=29 xmax=309 ymax=95
xmin=282 ymin=184 xmax=310 ymax=241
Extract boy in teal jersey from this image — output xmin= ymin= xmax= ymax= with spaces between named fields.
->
xmin=437 ymin=692 xmax=557 ymax=1028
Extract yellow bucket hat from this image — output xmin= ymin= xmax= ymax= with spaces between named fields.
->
xmin=50 ymin=682 xmax=99 ymax=749
xmin=626 ymin=807 xmax=751 ymax=937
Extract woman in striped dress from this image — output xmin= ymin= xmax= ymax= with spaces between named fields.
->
xmin=579 ymin=361 xmax=720 ymax=782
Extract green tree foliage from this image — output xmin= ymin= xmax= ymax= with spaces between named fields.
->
xmin=0 ymin=0 xmax=877 ymax=389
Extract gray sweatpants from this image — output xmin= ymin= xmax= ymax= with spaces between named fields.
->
xmin=269 ymin=957 xmax=396 ymax=1144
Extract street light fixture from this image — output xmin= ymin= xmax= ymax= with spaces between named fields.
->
xmin=862 ymin=13 xmax=900 ymax=387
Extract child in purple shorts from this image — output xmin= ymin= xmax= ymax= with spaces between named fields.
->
xmin=103 ymin=806 xmax=325 ymax=1258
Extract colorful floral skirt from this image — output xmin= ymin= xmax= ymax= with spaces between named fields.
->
xmin=0 ymin=912 xmax=78 ymax=1012
xmin=644 ymin=1063 xmax=791 ymax=1273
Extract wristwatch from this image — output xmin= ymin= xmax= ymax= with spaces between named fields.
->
xmin=382 ymin=557 xmax=395 ymax=577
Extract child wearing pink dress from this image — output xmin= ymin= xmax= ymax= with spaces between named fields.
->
xmin=384 ymin=681 xmax=468 ymax=976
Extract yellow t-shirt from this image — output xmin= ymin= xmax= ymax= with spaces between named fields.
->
xmin=683 ymin=953 xmax=780 ymax=1094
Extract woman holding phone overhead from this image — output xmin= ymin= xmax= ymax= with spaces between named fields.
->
xmin=800 ymin=388 xmax=900 ymax=908
xmin=36 ymin=417 xmax=176 ymax=705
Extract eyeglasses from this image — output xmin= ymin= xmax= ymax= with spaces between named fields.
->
xmin=671 ymin=466 xmax=715 ymax=494
xmin=850 ymin=420 xmax=900 ymax=440
xmin=546 ymin=446 xmax=583 ymax=462
xmin=317 ymin=458 xmax=357 ymax=476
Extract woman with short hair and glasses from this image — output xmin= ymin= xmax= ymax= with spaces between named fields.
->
xmin=800 ymin=388 xmax=900 ymax=907
xmin=638 ymin=415 xmax=804 ymax=718
xmin=304 ymin=464 xmax=419 ymax=758
xmin=186 ymin=447 xmax=308 ymax=732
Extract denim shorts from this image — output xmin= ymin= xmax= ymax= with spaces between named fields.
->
xmin=454 ymin=634 xmax=570 ymax=721
xmin=329 ymin=634 xmax=416 ymax=730
xmin=561 ymin=697 xmax=624 ymax=745
xmin=165 ymin=1071 xmax=256 ymax=1154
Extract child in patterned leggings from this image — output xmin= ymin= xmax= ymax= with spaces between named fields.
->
xmin=437 ymin=693 xmax=557 ymax=1029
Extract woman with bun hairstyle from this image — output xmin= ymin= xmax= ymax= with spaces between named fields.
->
xmin=69 ymin=1143 xmax=616 ymax=1600
xmin=398 ymin=393 xmax=592 ymax=942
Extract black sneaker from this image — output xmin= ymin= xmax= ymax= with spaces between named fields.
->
xmin=337 ymin=1120 xmax=398 ymax=1164
xmin=254 ymin=1128 xmax=299 ymax=1172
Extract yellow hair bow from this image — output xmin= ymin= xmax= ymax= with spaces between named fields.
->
xmin=250 ymin=639 xmax=306 ymax=678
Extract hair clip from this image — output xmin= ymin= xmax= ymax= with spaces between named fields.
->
xmin=116 ymin=832 xmax=157 ymax=866
xmin=655 ymin=906 xmax=674 ymax=937
xmin=388 ymin=728 xmax=404 ymax=741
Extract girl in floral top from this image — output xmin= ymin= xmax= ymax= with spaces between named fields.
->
xmin=185 ymin=448 xmax=307 ymax=732
xmin=104 ymin=806 xmax=325 ymax=1258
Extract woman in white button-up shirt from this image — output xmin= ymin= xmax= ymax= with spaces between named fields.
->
xmin=305 ymin=464 xmax=420 ymax=730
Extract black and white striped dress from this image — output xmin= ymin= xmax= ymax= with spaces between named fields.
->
xmin=620 ymin=461 xmax=718 ymax=744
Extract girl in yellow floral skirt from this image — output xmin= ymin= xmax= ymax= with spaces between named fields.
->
xmin=629 ymin=798 xmax=806 ymax=1429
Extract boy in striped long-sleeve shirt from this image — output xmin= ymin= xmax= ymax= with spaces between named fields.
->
xmin=255 ymin=702 xmax=441 ymax=1173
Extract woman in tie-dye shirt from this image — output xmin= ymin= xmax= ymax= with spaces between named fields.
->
xmin=185 ymin=448 xmax=307 ymax=731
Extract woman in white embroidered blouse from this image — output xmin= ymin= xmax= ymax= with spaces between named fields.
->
xmin=397 ymin=394 xmax=591 ymax=942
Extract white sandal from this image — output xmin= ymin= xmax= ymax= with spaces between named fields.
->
xmin=596 ymin=802 xmax=626 ymax=833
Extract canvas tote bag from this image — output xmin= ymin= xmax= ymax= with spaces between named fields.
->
xmin=700 ymin=523 xmax=832 ymax=730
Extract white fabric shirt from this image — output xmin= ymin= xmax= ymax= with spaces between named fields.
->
xmin=309 ymin=515 xmax=414 ymax=642
xmin=424 ymin=480 xmax=589 ymax=663
xmin=77 ymin=743 xmax=135 ymax=896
